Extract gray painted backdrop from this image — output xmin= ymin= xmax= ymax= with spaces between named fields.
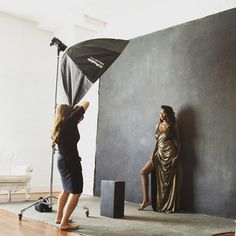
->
xmin=94 ymin=8 xmax=236 ymax=218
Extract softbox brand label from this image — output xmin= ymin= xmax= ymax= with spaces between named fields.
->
xmin=87 ymin=57 xmax=104 ymax=68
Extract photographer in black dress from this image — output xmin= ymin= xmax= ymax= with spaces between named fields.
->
xmin=51 ymin=101 xmax=89 ymax=230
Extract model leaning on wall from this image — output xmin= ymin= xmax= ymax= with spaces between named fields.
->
xmin=139 ymin=105 xmax=181 ymax=213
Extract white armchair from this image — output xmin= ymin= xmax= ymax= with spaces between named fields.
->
xmin=0 ymin=150 xmax=33 ymax=201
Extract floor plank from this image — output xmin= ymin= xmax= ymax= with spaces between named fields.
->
xmin=0 ymin=209 xmax=81 ymax=236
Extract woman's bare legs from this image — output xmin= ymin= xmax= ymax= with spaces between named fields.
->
xmin=59 ymin=193 xmax=80 ymax=230
xmin=56 ymin=190 xmax=69 ymax=223
xmin=139 ymin=160 xmax=154 ymax=210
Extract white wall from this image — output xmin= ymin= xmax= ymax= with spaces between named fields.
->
xmin=0 ymin=13 xmax=56 ymax=192
xmin=0 ymin=2 xmax=235 ymax=196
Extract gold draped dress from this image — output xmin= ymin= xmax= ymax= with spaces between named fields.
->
xmin=151 ymin=124 xmax=180 ymax=213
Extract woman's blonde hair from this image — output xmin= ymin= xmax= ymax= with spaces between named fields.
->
xmin=51 ymin=104 xmax=73 ymax=147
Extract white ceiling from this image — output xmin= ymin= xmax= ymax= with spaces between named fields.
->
xmin=0 ymin=0 xmax=235 ymax=39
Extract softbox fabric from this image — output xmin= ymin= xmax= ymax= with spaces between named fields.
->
xmin=60 ymin=38 xmax=129 ymax=106
xmin=61 ymin=55 xmax=93 ymax=106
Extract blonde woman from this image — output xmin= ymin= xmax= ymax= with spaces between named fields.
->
xmin=51 ymin=101 xmax=89 ymax=230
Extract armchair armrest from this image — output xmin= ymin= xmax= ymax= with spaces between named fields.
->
xmin=11 ymin=165 xmax=33 ymax=176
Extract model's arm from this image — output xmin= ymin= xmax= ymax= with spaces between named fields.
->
xmin=172 ymin=122 xmax=181 ymax=165
xmin=175 ymin=122 xmax=181 ymax=157
xmin=150 ymin=123 xmax=159 ymax=166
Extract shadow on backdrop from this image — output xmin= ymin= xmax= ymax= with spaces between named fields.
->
xmin=178 ymin=105 xmax=197 ymax=212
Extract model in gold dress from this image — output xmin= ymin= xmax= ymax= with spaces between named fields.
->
xmin=139 ymin=105 xmax=181 ymax=212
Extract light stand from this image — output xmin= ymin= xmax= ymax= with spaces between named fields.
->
xmin=18 ymin=38 xmax=67 ymax=221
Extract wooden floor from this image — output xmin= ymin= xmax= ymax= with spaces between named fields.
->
xmin=0 ymin=209 xmax=80 ymax=236
xmin=0 ymin=192 xmax=80 ymax=236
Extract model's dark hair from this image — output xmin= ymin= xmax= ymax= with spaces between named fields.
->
xmin=161 ymin=105 xmax=176 ymax=125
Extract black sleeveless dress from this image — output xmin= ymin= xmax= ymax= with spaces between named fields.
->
xmin=56 ymin=106 xmax=85 ymax=194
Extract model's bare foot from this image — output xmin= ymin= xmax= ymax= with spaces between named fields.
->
xmin=138 ymin=201 xmax=151 ymax=210
xmin=59 ymin=223 xmax=80 ymax=231
xmin=56 ymin=218 xmax=73 ymax=224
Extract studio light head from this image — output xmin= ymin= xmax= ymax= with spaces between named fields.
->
xmin=50 ymin=37 xmax=67 ymax=52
